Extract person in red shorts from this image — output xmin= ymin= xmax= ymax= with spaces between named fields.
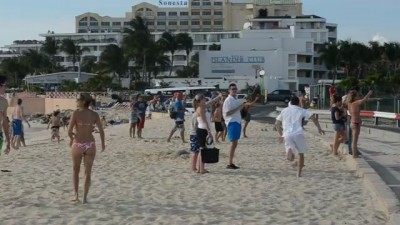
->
xmin=133 ymin=95 xmax=148 ymax=139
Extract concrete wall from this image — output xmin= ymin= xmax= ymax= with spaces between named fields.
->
xmin=7 ymin=97 xmax=77 ymax=116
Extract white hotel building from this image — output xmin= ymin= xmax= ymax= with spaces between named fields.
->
xmin=1 ymin=0 xmax=337 ymax=90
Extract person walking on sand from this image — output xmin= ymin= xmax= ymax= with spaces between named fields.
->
xmin=133 ymin=95 xmax=148 ymax=139
xmin=223 ymin=83 xmax=250 ymax=169
xmin=167 ymin=92 xmax=187 ymax=143
xmin=241 ymin=95 xmax=259 ymax=138
xmin=47 ymin=110 xmax=62 ymax=143
xmin=68 ymin=93 xmax=105 ymax=204
xmin=129 ymin=96 xmax=139 ymax=138
xmin=275 ymin=97 xmax=325 ymax=177
xmin=11 ymin=98 xmax=30 ymax=149
xmin=0 ymin=76 xmax=11 ymax=155
xmin=347 ymin=90 xmax=373 ymax=158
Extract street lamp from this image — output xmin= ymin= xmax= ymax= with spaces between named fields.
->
xmin=258 ymin=69 xmax=266 ymax=102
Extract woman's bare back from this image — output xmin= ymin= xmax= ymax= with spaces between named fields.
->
xmin=72 ymin=109 xmax=99 ymax=142
xmin=349 ymin=102 xmax=361 ymax=123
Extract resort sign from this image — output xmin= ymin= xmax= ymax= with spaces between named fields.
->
xmin=211 ymin=55 xmax=265 ymax=64
xmin=158 ymin=0 xmax=189 ymax=8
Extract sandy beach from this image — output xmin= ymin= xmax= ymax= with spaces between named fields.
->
xmin=0 ymin=114 xmax=387 ymax=225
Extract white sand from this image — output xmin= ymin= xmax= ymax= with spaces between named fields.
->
xmin=0 ymin=113 xmax=387 ymax=225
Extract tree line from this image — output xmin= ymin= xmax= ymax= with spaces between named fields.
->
xmin=0 ymin=16 xmax=198 ymax=92
xmin=319 ymin=41 xmax=400 ymax=96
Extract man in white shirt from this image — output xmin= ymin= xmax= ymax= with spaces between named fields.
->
xmin=275 ymin=96 xmax=325 ymax=177
xmin=223 ymin=83 xmax=247 ymax=169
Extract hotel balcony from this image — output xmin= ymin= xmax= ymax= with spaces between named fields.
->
xmin=173 ymin=61 xmax=187 ymax=66
xmin=297 ymin=62 xmax=314 ymax=70
xmin=202 ymin=15 xmax=213 ymax=19
xmin=314 ymin=64 xmax=328 ymax=71
xmin=328 ymin=31 xmax=337 ymax=38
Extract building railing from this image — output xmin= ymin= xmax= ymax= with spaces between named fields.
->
xmin=255 ymin=0 xmax=301 ymax=5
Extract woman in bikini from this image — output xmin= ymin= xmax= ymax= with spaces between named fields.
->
xmin=241 ymin=95 xmax=259 ymax=138
xmin=347 ymin=90 xmax=373 ymax=158
xmin=68 ymin=93 xmax=105 ymax=204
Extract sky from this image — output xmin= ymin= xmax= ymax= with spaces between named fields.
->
xmin=0 ymin=0 xmax=399 ymax=47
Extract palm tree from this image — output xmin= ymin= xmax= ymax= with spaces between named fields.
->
xmin=176 ymin=33 xmax=193 ymax=67
xmin=123 ymin=16 xmax=153 ymax=81
xmin=157 ymin=32 xmax=180 ymax=76
xmin=60 ymin=39 xmax=89 ymax=71
xmin=319 ymin=42 xmax=340 ymax=83
xmin=97 ymin=44 xmax=128 ymax=84
xmin=383 ymin=42 xmax=400 ymax=77
xmin=0 ymin=57 xmax=29 ymax=86
xmin=145 ymin=42 xmax=170 ymax=81
xmin=41 ymin=37 xmax=59 ymax=70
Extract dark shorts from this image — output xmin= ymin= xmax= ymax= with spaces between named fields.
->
xmin=227 ymin=122 xmax=241 ymax=142
xmin=333 ymin=123 xmax=345 ymax=132
xmin=174 ymin=121 xmax=185 ymax=130
xmin=243 ymin=114 xmax=251 ymax=122
xmin=215 ymin=122 xmax=224 ymax=132
xmin=190 ymin=134 xmax=200 ymax=153
xmin=196 ymin=128 xmax=208 ymax=148
xmin=0 ymin=133 xmax=3 ymax=154
xmin=12 ymin=119 xmax=23 ymax=136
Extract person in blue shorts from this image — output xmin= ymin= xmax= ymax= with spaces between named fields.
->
xmin=222 ymin=83 xmax=250 ymax=169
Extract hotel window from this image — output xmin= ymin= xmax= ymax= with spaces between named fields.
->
xmin=180 ymin=12 xmax=189 ymax=16
xmin=90 ymin=22 xmax=98 ymax=26
xmin=101 ymin=22 xmax=110 ymax=26
xmin=124 ymin=21 xmax=130 ymax=26
xmin=180 ymin=21 xmax=189 ymax=25
xmin=203 ymin=2 xmax=211 ymax=6
xmin=79 ymin=22 xmax=87 ymax=26
xmin=202 ymin=11 xmax=211 ymax=16
xmin=214 ymin=1 xmax=223 ymax=5
xmin=168 ymin=12 xmax=178 ymax=16
xmin=203 ymin=21 xmax=211 ymax=25
xmin=157 ymin=21 xmax=166 ymax=25
xmin=80 ymin=17 xmax=88 ymax=21
xmin=157 ymin=12 xmax=166 ymax=16
xmin=191 ymin=21 xmax=200 ymax=25
xmin=147 ymin=21 xmax=154 ymax=26
xmin=112 ymin=22 xmax=121 ymax=26
xmin=169 ymin=21 xmax=177 ymax=25
xmin=214 ymin=21 xmax=223 ymax=25
xmin=191 ymin=1 xmax=200 ymax=6
xmin=214 ymin=11 xmax=223 ymax=16
xmin=90 ymin=17 xmax=97 ymax=21
xmin=191 ymin=11 xmax=200 ymax=16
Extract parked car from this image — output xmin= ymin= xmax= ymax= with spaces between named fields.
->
xmin=267 ymin=90 xmax=293 ymax=103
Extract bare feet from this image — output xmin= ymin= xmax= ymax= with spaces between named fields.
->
xmin=167 ymin=138 xmax=171 ymax=142
xmin=244 ymin=135 xmax=248 ymax=138
xmin=82 ymin=198 xmax=88 ymax=204
xmin=70 ymin=193 xmax=79 ymax=202
xmin=182 ymin=141 xmax=188 ymax=144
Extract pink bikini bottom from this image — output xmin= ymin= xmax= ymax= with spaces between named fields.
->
xmin=73 ymin=142 xmax=96 ymax=155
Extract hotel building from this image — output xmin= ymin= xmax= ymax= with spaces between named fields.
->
xmin=1 ymin=0 xmax=337 ymax=89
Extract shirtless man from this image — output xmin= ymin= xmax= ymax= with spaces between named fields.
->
xmin=47 ymin=110 xmax=61 ymax=143
xmin=347 ymin=90 xmax=373 ymax=158
xmin=0 ymin=76 xmax=11 ymax=155
xmin=213 ymin=101 xmax=224 ymax=143
xmin=12 ymin=98 xmax=30 ymax=149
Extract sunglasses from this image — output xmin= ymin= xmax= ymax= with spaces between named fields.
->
xmin=230 ymin=88 xmax=238 ymax=91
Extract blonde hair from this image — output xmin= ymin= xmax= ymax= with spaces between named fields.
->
xmin=347 ymin=90 xmax=357 ymax=103
xmin=193 ymin=94 xmax=205 ymax=110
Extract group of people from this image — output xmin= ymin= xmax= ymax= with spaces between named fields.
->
xmin=330 ymin=87 xmax=373 ymax=158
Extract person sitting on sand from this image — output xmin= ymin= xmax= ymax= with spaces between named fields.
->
xmin=68 ymin=93 xmax=105 ymax=204
xmin=275 ymin=97 xmax=325 ymax=177
xmin=47 ymin=110 xmax=61 ymax=143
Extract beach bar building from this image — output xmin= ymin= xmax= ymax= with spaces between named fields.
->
xmin=24 ymin=72 xmax=97 ymax=91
